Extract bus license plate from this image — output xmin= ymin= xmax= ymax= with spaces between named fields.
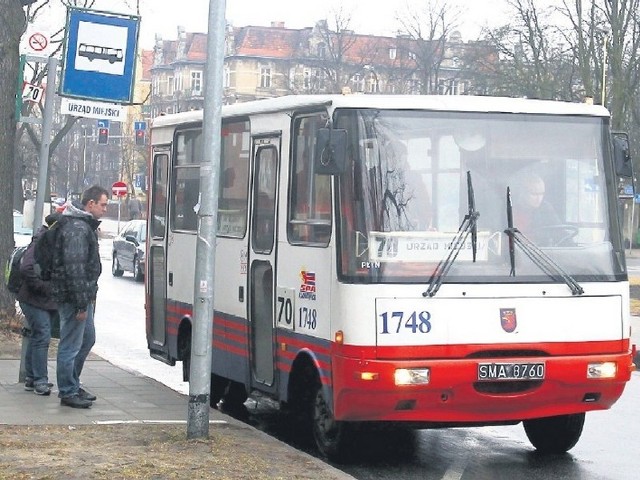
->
xmin=477 ymin=362 xmax=545 ymax=381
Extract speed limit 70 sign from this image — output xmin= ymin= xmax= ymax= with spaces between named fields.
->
xmin=22 ymin=82 xmax=44 ymax=103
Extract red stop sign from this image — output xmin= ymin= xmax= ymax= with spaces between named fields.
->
xmin=112 ymin=181 xmax=127 ymax=197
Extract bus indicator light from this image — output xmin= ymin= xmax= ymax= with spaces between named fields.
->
xmin=356 ymin=372 xmax=379 ymax=381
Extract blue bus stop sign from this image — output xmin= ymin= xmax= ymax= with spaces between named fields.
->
xmin=60 ymin=9 xmax=140 ymax=103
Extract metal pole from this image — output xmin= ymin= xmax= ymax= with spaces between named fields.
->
xmin=33 ymin=56 xmax=58 ymax=233
xmin=187 ymin=0 xmax=226 ymax=439
xmin=20 ymin=56 xmax=57 ymax=382
xmin=601 ymin=35 xmax=608 ymax=106
xmin=117 ymin=196 xmax=122 ymax=233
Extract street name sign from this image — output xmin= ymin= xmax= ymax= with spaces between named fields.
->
xmin=60 ymin=97 xmax=124 ymax=121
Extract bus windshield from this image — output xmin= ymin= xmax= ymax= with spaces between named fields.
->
xmin=335 ymin=108 xmax=625 ymax=284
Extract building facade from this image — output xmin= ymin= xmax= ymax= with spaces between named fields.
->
xmin=148 ymin=21 xmax=496 ymax=117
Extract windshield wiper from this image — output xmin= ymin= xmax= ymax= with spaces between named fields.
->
xmin=424 ymin=171 xmax=479 ymax=297
xmin=503 ymin=187 xmax=584 ymax=296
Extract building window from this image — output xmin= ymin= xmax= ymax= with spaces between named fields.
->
xmin=191 ymin=71 xmax=202 ymax=95
xmin=408 ymin=78 xmax=420 ymax=94
xmin=303 ymin=68 xmax=311 ymax=90
xmin=313 ymin=69 xmax=326 ymax=91
xmin=317 ymin=42 xmax=326 ymax=58
xmin=389 ymin=47 xmax=397 ymax=60
xmin=438 ymin=78 xmax=463 ymax=95
xmin=167 ymin=76 xmax=174 ymax=95
xmin=174 ymin=75 xmax=183 ymax=93
xmin=352 ymin=73 xmax=364 ymax=92
xmin=224 ymin=66 xmax=231 ymax=88
xmin=260 ymin=67 xmax=272 ymax=88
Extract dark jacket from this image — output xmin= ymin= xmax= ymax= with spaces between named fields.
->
xmin=16 ymin=224 xmax=57 ymax=311
xmin=51 ymin=201 xmax=102 ymax=312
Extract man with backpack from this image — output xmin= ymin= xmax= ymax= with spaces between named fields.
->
xmin=51 ymin=185 xmax=109 ymax=409
xmin=15 ymin=213 xmax=60 ymax=396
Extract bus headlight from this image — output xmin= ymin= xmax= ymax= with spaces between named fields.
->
xmin=587 ymin=362 xmax=617 ymax=379
xmin=395 ymin=368 xmax=430 ymax=386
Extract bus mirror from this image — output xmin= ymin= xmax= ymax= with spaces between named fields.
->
xmin=314 ymin=128 xmax=347 ymax=175
xmin=613 ymin=132 xmax=633 ymax=177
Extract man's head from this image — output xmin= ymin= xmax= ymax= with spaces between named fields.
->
xmin=513 ymin=172 xmax=546 ymax=210
xmin=522 ymin=174 xmax=545 ymax=209
xmin=81 ymin=185 xmax=109 ymax=219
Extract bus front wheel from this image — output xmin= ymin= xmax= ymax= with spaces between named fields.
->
xmin=312 ymin=383 xmax=351 ymax=462
xmin=523 ymin=413 xmax=585 ymax=453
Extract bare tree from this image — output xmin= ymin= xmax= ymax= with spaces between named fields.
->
xmin=0 ymin=1 xmax=27 ymax=320
xmin=467 ymin=0 xmax=578 ymax=100
xmin=395 ymin=0 xmax=461 ymax=94
xmin=560 ymin=0 xmax=640 ymax=131
xmin=302 ymin=9 xmax=381 ymax=94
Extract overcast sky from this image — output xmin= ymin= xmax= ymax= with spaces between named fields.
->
xmin=23 ymin=0 xmax=514 ymax=53
xmin=139 ymin=0 xmax=509 ymax=47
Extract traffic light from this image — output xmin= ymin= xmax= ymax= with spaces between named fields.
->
xmin=98 ymin=128 xmax=109 ymax=144
xmin=135 ymin=129 xmax=145 ymax=146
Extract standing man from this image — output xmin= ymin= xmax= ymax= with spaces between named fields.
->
xmin=52 ymin=185 xmax=108 ymax=408
xmin=128 ymin=194 xmax=142 ymax=220
xmin=17 ymin=213 xmax=60 ymax=396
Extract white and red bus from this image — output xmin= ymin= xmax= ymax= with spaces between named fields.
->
xmin=144 ymin=94 xmax=635 ymax=460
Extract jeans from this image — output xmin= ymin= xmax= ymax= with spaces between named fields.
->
xmin=56 ymin=302 xmax=95 ymax=398
xmin=19 ymin=302 xmax=52 ymax=386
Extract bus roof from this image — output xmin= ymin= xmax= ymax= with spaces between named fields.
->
xmin=151 ymin=95 xmax=610 ymax=129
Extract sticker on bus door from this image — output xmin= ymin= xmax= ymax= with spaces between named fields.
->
xmin=276 ymin=287 xmax=296 ymax=331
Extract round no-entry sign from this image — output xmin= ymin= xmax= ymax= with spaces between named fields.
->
xmin=112 ymin=181 xmax=127 ymax=197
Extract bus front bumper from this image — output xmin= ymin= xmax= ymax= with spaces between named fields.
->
xmin=331 ymin=352 xmax=633 ymax=423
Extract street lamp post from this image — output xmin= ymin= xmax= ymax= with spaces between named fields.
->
xmin=601 ymin=31 xmax=609 ymax=106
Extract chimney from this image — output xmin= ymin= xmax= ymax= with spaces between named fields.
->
xmin=271 ymin=21 xmax=285 ymax=28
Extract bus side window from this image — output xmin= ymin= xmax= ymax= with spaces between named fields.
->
xmin=288 ymin=114 xmax=331 ymax=246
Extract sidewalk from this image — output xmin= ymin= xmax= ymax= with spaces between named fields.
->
xmin=0 ymin=356 xmax=353 ymax=479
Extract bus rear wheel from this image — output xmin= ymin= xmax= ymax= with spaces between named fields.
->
xmin=223 ymin=380 xmax=248 ymax=408
xmin=523 ymin=413 xmax=585 ymax=453
xmin=209 ymin=374 xmax=227 ymax=408
xmin=311 ymin=383 xmax=351 ymax=462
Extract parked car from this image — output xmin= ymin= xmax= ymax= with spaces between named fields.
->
xmin=112 ymin=220 xmax=146 ymax=282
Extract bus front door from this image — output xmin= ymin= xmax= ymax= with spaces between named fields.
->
xmin=248 ymin=136 xmax=280 ymax=387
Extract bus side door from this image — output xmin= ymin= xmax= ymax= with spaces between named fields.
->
xmin=147 ymin=149 xmax=169 ymax=352
xmin=248 ymin=135 xmax=280 ymax=388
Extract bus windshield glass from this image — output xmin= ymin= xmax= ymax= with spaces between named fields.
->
xmin=335 ymin=108 xmax=625 ymax=284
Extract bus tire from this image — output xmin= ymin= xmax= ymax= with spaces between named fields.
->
xmin=210 ymin=374 xmax=227 ymax=408
xmin=177 ymin=324 xmax=191 ymax=382
xmin=523 ymin=413 xmax=585 ymax=453
xmin=312 ymin=382 xmax=351 ymax=462
xmin=223 ymin=380 xmax=248 ymax=408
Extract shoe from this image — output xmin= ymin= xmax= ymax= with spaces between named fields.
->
xmin=33 ymin=383 xmax=52 ymax=396
xmin=78 ymin=387 xmax=97 ymax=401
xmin=25 ymin=380 xmax=52 ymax=392
xmin=60 ymin=395 xmax=92 ymax=409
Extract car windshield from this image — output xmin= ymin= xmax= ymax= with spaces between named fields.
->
xmin=335 ymin=108 xmax=625 ymax=284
